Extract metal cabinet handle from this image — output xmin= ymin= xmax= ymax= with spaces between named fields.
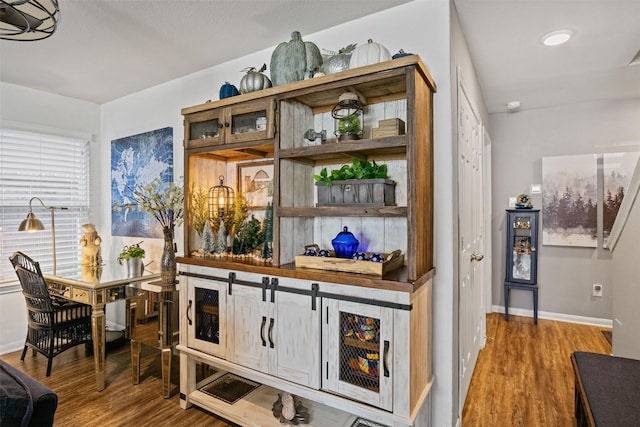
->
xmin=383 ymin=340 xmax=390 ymax=378
xmin=224 ymin=122 xmax=230 ymax=128
xmin=217 ymin=123 xmax=224 ymax=129
xmin=471 ymin=252 xmax=485 ymax=262
xmin=187 ymin=300 xmax=192 ymax=325
xmin=268 ymin=318 xmax=275 ymax=349
xmin=260 ymin=316 xmax=267 ymax=347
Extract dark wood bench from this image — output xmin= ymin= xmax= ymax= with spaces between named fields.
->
xmin=571 ymin=351 xmax=640 ymax=427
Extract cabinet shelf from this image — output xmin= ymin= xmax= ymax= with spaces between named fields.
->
xmin=186 ymin=140 xmax=274 ymax=161
xmin=343 ymin=336 xmax=379 ymax=352
xmin=201 ymin=305 xmax=219 ymax=316
xmin=278 ymin=135 xmax=406 ymax=164
xmin=277 ymin=206 xmax=407 ymax=218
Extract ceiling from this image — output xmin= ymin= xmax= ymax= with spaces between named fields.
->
xmin=1 ymin=0 xmax=639 ymax=114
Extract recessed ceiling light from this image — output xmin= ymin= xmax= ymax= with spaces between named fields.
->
xmin=542 ymin=29 xmax=573 ymax=46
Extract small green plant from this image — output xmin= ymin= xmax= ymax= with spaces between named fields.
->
xmin=314 ymin=159 xmax=388 ymax=186
xmin=337 ymin=115 xmax=361 ymax=136
xmin=117 ymin=242 xmax=145 ymax=264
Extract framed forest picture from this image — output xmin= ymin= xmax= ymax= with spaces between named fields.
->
xmin=542 ymin=154 xmax=597 ymax=247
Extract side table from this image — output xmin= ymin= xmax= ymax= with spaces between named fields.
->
xmin=127 ymin=280 xmax=179 ymax=398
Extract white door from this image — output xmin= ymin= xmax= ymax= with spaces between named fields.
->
xmin=458 ymin=69 xmax=486 ymax=409
xmin=322 ymin=299 xmax=393 ymax=411
xmin=228 ymin=282 xmax=270 ymax=372
xmin=186 ymin=276 xmax=228 ymax=358
xmin=270 ymin=278 xmax=321 ymax=389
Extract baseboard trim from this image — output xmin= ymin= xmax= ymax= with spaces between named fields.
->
xmin=492 ymin=305 xmax=613 ymax=328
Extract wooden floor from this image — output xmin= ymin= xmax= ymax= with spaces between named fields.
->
xmin=462 ymin=312 xmax=612 ymax=427
xmin=1 ymin=313 xmax=611 ymax=427
xmin=0 ymin=321 xmax=234 ymax=427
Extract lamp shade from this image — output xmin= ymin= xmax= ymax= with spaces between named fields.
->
xmin=18 ymin=212 xmax=45 ymax=231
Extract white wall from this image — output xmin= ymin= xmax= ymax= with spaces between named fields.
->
xmin=611 ymin=170 xmax=640 ymax=360
xmin=0 ymin=82 xmax=101 ymax=354
xmin=490 ymin=99 xmax=640 ymax=321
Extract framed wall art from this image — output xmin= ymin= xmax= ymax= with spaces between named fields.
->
xmin=542 ymin=154 xmax=597 ymax=247
xmin=236 ymin=160 xmax=273 ymax=210
xmin=111 ymin=127 xmax=173 ymax=238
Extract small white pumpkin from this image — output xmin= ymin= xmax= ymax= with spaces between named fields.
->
xmin=349 ymin=39 xmax=391 ymax=69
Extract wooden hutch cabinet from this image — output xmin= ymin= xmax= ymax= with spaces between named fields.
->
xmin=177 ymin=56 xmax=436 ymax=427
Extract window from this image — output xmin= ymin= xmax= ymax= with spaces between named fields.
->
xmin=0 ymin=127 xmax=90 ymax=287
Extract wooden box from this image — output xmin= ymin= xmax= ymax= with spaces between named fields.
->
xmin=316 ymin=179 xmax=396 ymax=206
xmin=295 ymin=248 xmax=404 ymax=276
xmin=372 ymin=118 xmax=405 ymax=138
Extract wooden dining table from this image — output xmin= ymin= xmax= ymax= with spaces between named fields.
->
xmin=43 ymin=263 xmax=160 ymax=391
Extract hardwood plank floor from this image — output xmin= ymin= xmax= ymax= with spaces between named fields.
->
xmin=462 ymin=312 xmax=612 ymax=427
xmin=0 ymin=321 xmax=234 ymax=427
xmin=1 ymin=313 xmax=612 ymax=427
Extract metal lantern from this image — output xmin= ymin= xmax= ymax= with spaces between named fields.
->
xmin=331 ymin=91 xmax=364 ymax=141
xmin=208 ymin=176 xmax=235 ymax=220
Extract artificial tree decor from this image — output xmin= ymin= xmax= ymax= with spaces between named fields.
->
xmin=202 ymin=221 xmax=214 ymax=254
xmin=214 ymin=220 xmax=227 ymax=254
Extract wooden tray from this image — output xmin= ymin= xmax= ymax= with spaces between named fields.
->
xmin=295 ymin=245 xmax=404 ymax=276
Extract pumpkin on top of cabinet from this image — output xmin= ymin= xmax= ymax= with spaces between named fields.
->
xmin=239 ymin=64 xmax=272 ymax=94
xmin=349 ymin=39 xmax=391 ymax=69
xmin=392 ymin=49 xmax=413 ymax=59
xmin=322 ymin=43 xmax=357 ymax=75
xmin=270 ymin=31 xmax=323 ymax=86
xmin=219 ymin=82 xmax=239 ymax=99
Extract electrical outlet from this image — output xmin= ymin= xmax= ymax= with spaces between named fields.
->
xmin=509 ymin=197 xmax=517 ymax=207
xmin=593 ymin=284 xmax=603 ymax=297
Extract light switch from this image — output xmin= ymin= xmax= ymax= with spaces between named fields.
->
xmin=530 ymin=184 xmax=542 ymax=194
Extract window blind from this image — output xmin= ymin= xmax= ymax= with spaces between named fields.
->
xmin=0 ymin=128 xmax=90 ymax=287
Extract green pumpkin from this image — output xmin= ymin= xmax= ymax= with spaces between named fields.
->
xmin=270 ymin=31 xmax=323 ymax=86
xmin=239 ymin=64 xmax=272 ymax=94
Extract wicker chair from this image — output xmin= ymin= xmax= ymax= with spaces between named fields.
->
xmin=9 ymin=251 xmax=92 ymax=377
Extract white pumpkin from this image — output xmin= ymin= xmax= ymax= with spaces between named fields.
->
xmin=349 ymin=39 xmax=391 ymax=69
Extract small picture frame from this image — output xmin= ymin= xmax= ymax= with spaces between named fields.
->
xmin=236 ymin=160 xmax=274 ymax=210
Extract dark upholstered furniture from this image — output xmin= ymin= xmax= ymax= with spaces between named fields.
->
xmin=572 ymin=351 xmax=640 ymax=427
xmin=0 ymin=359 xmax=58 ymax=426
xmin=10 ymin=251 xmax=92 ymax=377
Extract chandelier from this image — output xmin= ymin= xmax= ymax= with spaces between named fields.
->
xmin=0 ymin=0 xmax=60 ymax=41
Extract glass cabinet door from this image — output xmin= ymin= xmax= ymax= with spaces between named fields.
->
xmin=184 ymin=109 xmax=223 ymax=149
xmin=506 ymin=210 xmax=539 ymax=285
xmin=225 ymin=98 xmax=275 ymax=144
xmin=323 ymin=299 xmax=393 ymax=411
xmin=187 ymin=277 xmax=227 ymax=358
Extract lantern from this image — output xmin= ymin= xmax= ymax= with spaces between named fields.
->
xmin=331 ymin=92 xmax=364 ymax=141
xmin=208 ymin=176 xmax=235 ymax=221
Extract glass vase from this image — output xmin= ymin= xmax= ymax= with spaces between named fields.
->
xmin=161 ymin=226 xmax=176 ymax=284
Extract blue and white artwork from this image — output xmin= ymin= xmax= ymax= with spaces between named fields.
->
xmin=111 ymin=127 xmax=173 ymax=238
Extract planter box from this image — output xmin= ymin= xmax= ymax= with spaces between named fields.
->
xmin=316 ymin=179 xmax=396 ymax=206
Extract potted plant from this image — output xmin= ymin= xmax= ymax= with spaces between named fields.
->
xmin=313 ymin=159 xmax=396 ymax=206
xmin=118 ymin=242 xmax=145 ymax=277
